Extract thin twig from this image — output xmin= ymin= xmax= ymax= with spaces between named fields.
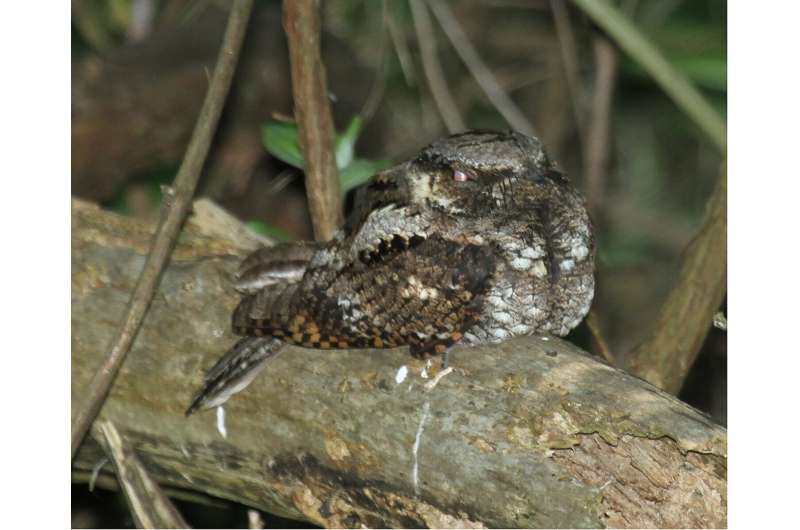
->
xmin=550 ymin=0 xmax=587 ymax=165
xmin=70 ymin=0 xmax=254 ymax=459
xmin=571 ymin=0 xmax=726 ymax=152
xmin=587 ymin=309 xmax=615 ymax=365
xmin=387 ymin=1 xmax=417 ymax=86
xmin=360 ymin=1 xmax=390 ymax=123
xmin=95 ymin=420 xmax=190 ymax=528
xmin=427 ymin=0 xmax=536 ymax=137
xmin=284 ymin=0 xmax=344 ymax=241
xmin=585 ymin=36 xmax=617 ymax=210
xmin=410 ymin=0 xmax=465 ymax=133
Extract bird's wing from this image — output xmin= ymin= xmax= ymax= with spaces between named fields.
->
xmin=233 ymin=231 xmax=496 ymax=358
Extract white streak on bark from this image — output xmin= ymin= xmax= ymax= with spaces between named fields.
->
xmin=216 ymin=405 xmax=228 ymax=439
xmin=412 ymin=400 xmax=431 ymax=495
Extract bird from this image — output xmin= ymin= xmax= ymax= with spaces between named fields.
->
xmin=186 ymin=130 xmax=595 ymax=415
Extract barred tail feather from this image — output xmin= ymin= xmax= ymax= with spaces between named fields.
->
xmin=185 ymin=337 xmax=283 ymax=416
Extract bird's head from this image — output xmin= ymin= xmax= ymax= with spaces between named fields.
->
xmin=401 ymin=130 xmax=569 ymax=216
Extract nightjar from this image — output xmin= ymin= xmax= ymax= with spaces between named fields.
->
xmin=186 ymin=130 xmax=595 ymax=414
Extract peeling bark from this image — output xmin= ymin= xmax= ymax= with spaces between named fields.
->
xmin=71 ymin=198 xmax=727 ymax=528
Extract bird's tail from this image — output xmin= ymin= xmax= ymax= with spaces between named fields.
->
xmin=185 ymin=336 xmax=283 ymax=416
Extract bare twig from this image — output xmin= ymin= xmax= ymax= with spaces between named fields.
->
xmin=550 ymin=0 xmax=587 ymax=164
xmin=70 ymin=0 xmax=255 ymax=458
xmin=95 ymin=420 xmax=190 ymax=528
xmin=625 ymin=164 xmax=727 ymax=394
xmin=360 ymin=1 xmax=390 ymax=123
xmin=585 ymin=36 xmax=617 ymax=210
xmin=586 ymin=309 xmax=615 ymax=365
xmin=571 ymin=0 xmax=726 ymax=152
xmin=410 ymin=0 xmax=465 ymax=133
xmin=73 ymin=469 xmax=233 ymax=509
xmin=386 ymin=1 xmax=417 ymax=86
xmin=427 ymin=0 xmax=536 ymax=137
xmin=284 ymin=0 xmax=344 ymax=241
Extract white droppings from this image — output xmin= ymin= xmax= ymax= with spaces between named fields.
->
xmin=412 ymin=400 xmax=431 ymax=496
xmin=424 ymin=366 xmax=453 ymax=390
xmin=541 ymin=335 xmax=550 ymax=341
xmin=395 ymin=365 xmax=409 ymax=384
xmin=510 ymin=257 xmax=532 ymax=271
xmin=560 ymin=259 xmax=575 ymax=272
xmin=216 ymin=406 xmax=227 ymax=439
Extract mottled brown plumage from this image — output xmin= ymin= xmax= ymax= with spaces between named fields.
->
xmin=186 ymin=130 xmax=594 ymax=414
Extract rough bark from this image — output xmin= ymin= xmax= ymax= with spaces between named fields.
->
xmin=72 ymin=198 xmax=727 ymax=528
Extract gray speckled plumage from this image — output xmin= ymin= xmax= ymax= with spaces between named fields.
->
xmin=187 ymin=130 xmax=595 ymax=414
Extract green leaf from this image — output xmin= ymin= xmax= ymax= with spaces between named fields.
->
xmin=339 ymin=158 xmax=393 ymax=194
xmin=334 ymin=116 xmax=363 ymax=169
xmin=261 ymin=116 xmax=392 ymax=194
xmin=261 ymin=121 xmax=305 ymax=169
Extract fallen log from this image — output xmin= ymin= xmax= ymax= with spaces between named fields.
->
xmin=71 ymin=198 xmax=727 ymax=528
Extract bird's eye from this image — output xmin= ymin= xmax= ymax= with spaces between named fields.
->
xmin=452 ymin=169 xmax=469 ymax=182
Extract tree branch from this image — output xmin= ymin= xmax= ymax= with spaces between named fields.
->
xmin=70 ymin=0 xmax=255 ymax=458
xmin=72 ymin=198 xmax=726 ymax=528
xmin=283 ymin=0 xmax=344 ymax=241
xmin=585 ymin=35 xmax=617 ymax=211
xmin=625 ymin=165 xmax=727 ymax=394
